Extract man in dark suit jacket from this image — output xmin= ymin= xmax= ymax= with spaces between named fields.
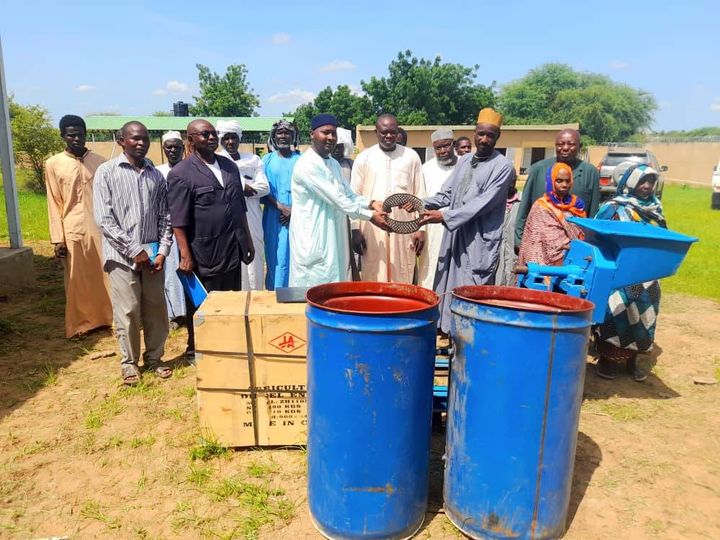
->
xmin=514 ymin=128 xmax=600 ymax=250
xmin=167 ymin=119 xmax=254 ymax=355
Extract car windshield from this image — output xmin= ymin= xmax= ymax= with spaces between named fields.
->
xmin=603 ymin=154 xmax=647 ymax=166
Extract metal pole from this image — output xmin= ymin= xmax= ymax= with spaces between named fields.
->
xmin=0 ymin=37 xmax=22 ymax=248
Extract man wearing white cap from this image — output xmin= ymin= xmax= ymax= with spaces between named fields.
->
xmin=156 ymin=131 xmax=187 ymax=329
xmin=217 ymin=120 xmax=270 ymax=290
xmin=417 ymin=128 xmax=457 ymax=289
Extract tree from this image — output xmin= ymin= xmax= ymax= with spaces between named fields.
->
xmin=8 ymin=97 xmax=63 ymax=193
xmin=498 ymin=63 xmax=657 ymax=143
xmin=360 ymin=50 xmax=496 ymax=125
xmin=192 ymin=64 xmax=259 ymax=117
xmin=289 ymin=85 xmax=374 ymax=142
xmin=152 ymin=110 xmax=172 ymax=117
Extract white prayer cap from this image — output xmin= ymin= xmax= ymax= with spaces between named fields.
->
xmin=216 ymin=120 xmax=243 ymax=140
xmin=161 ymin=130 xmax=182 ymax=144
xmin=431 ymin=128 xmax=454 ymax=143
xmin=336 ymin=127 xmax=354 ymax=159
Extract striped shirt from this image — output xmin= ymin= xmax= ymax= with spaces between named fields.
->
xmin=94 ymin=153 xmax=173 ymax=270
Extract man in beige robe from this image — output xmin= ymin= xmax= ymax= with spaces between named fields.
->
xmin=45 ymin=115 xmax=113 ymax=337
xmin=418 ymin=128 xmax=457 ymax=289
xmin=351 ymin=114 xmax=426 ymax=283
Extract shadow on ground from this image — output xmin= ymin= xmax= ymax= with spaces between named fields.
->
xmin=0 ymin=251 xmax=110 ymax=422
xmin=566 ymin=431 xmax=602 ymax=529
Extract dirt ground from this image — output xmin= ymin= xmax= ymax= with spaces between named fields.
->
xmin=1 ymin=243 xmax=719 ymax=539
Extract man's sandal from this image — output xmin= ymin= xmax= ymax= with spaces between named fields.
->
xmin=123 ymin=373 xmax=140 ymax=386
xmin=153 ymin=365 xmax=172 ymax=379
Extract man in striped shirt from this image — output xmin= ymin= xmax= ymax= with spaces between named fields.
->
xmin=94 ymin=121 xmax=174 ymax=385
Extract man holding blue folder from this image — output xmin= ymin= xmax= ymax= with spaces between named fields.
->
xmin=94 ymin=121 xmax=174 ymax=385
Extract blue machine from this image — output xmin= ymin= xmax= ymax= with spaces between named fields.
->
xmin=305 ymin=283 xmax=439 ymax=540
xmin=516 ymin=217 xmax=698 ymax=322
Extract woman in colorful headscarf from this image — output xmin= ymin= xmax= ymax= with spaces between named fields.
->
xmin=593 ymin=162 xmax=666 ymax=381
xmin=517 ymin=162 xmax=587 ymax=267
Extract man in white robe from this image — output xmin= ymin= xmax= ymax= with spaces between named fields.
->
xmin=156 ymin=131 xmax=187 ymax=323
xmin=217 ymin=120 xmax=270 ymax=290
xmin=351 ymin=114 xmax=426 ymax=284
xmin=418 ymin=128 xmax=457 ymax=289
xmin=289 ymin=114 xmax=390 ymax=287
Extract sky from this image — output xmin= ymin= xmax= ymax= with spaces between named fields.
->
xmin=1 ymin=0 xmax=718 ymax=132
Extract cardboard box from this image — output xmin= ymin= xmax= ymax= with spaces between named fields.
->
xmin=194 ymin=291 xmax=308 ymax=447
xmin=198 ymin=389 xmax=307 ymax=447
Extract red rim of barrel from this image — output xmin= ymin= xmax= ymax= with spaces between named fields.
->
xmin=453 ymin=285 xmax=594 ymax=314
xmin=306 ymin=281 xmax=440 ymax=314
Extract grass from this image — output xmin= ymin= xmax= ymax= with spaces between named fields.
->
xmin=189 ymin=436 xmax=229 ymax=462
xmin=0 ymin=170 xmax=50 ymax=243
xmin=80 ymin=500 xmax=122 ymax=530
xmin=661 ymin=184 xmax=720 ymax=300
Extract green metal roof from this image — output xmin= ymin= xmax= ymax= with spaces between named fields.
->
xmin=85 ymin=116 xmax=291 ymax=132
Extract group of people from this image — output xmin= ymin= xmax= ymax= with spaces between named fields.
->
xmin=44 ymin=108 xmax=666 ymax=385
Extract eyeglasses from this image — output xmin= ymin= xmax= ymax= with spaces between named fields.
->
xmin=189 ymin=130 xmax=218 ymax=139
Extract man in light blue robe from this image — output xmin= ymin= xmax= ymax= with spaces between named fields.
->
xmin=420 ymin=108 xmax=516 ymax=333
xmin=262 ymin=120 xmax=300 ymax=290
xmin=289 ymin=114 xmax=389 ymax=287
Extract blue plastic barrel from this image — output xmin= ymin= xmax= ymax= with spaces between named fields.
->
xmin=445 ymin=285 xmax=594 ymax=540
xmin=306 ymin=282 xmax=439 ymax=540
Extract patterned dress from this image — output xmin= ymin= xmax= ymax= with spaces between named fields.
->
xmin=593 ymin=196 xmax=666 ymax=359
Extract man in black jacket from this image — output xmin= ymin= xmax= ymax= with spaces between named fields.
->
xmin=167 ymin=119 xmax=254 ymax=354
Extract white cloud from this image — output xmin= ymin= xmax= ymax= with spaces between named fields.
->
xmin=348 ymin=84 xmax=365 ymax=97
xmin=319 ymin=60 xmax=356 ymax=72
xmin=267 ymin=89 xmax=315 ymax=106
xmin=271 ymin=33 xmax=291 ymax=45
xmin=75 ymin=84 xmax=95 ymax=92
xmin=608 ymin=60 xmax=629 ymax=70
xmin=711 ymin=98 xmax=720 ymax=112
xmin=153 ymin=80 xmax=191 ymax=96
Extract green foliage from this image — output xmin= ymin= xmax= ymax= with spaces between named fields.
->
xmin=361 ymin=50 xmax=495 ymax=125
xmin=8 ymin=97 xmax=63 ymax=194
xmin=151 ymin=110 xmax=172 ymax=117
xmin=192 ymin=64 xmax=259 ymax=117
xmin=498 ymin=63 xmax=656 ymax=143
xmin=287 ymin=50 xmax=496 ymax=139
xmin=652 ymin=126 xmax=720 ymax=139
xmin=290 ymin=85 xmax=373 ymax=141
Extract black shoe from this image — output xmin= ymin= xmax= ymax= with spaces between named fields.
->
xmin=627 ymin=356 xmax=647 ymax=382
xmin=596 ymin=357 xmax=617 ymax=380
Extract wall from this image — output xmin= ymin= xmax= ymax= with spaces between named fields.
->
xmin=87 ymin=141 xmax=268 ymax=165
xmin=588 ymin=142 xmax=720 ymax=186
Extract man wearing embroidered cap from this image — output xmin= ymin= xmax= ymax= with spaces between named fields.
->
xmin=419 ymin=108 xmax=516 ymax=334
xmin=217 ymin=120 xmax=270 ymax=290
xmin=417 ymin=128 xmax=457 ymax=289
xmin=289 ymin=114 xmax=390 ymax=287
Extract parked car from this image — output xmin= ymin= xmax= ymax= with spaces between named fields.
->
xmin=712 ymin=159 xmax=720 ymax=210
xmin=597 ymin=149 xmax=668 ymax=200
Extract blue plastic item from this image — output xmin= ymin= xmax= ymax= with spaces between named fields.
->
xmin=176 ymin=270 xmax=208 ymax=308
xmin=306 ymin=282 xmax=439 ymax=540
xmin=517 ymin=218 xmax=697 ymax=322
xmin=445 ymin=285 xmax=594 ymax=540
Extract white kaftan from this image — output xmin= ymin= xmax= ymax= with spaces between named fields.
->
xmin=417 ymin=157 xmax=456 ymax=290
xmin=289 ymin=148 xmax=373 ymax=287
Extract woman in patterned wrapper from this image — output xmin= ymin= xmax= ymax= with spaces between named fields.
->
xmin=593 ymin=162 xmax=667 ymax=382
xmin=517 ymin=162 xmax=586 ymax=268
